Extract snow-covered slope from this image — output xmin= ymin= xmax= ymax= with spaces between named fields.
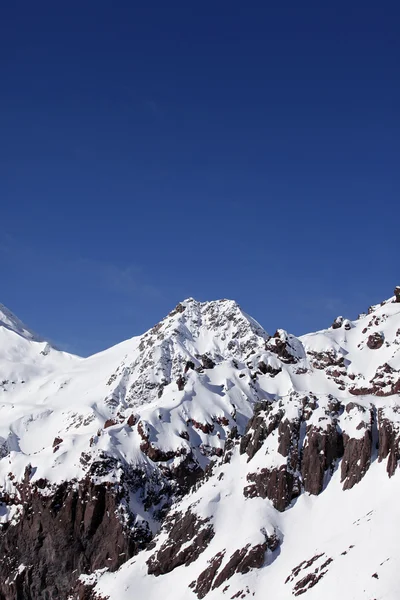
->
xmin=1 ymin=290 xmax=400 ymax=600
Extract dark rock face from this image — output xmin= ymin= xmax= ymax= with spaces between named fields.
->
xmin=378 ymin=408 xmax=400 ymax=477
xmin=367 ymin=332 xmax=384 ymax=350
xmin=184 ymin=360 xmax=195 ymax=373
xmin=341 ymin=418 xmax=372 ymax=491
xmin=244 ymin=466 xmax=295 ymax=512
xmin=176 ymin=375 xmax=186 ymax=391
xmin=147 ymin=510 xmax=214 ymax=576
xmin=240 ymin=401 xmax=280 ymax=461
xmin=0 ymin=479 xmax=146 ymax=600
xmin=192 ymin=532 xmax=279 ymax=598
xmin=127 ymin=413 xmax=137 ymax=427
xmin=301 ymin=424 xmax=343 ymax=495
xmin=191 ymin=551 xmax=226 ymax=598
xmin=201 ymin=355 xmax=216 ymax=370
xmin=258 ymin=361 xmax=282 ymax=377
xmin=212 ymin=546 xmax=252 ymax=589
xmin=394 ymin=286 xmax=400 ymax=303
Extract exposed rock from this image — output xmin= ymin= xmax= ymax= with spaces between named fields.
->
xmin=184 ymin=360 xmax=195 ymax=373
xmin=367 ymin=332 xmax=384 ymax=350
xmin=240 ymin=401 xmax=279 ymax=460
xmin=147 ymin=510 xmax=214 ymax=576
xmin=331 ymin=316 xmax=344 ymax=329
xmin=190 ymin=419 xmax=214 ymax=434
xmin=0 ymin=479 xmax=147 ymax=600
xmin=394 ymin=286 xmax=400 ymax=303
xmin=377 ymin=408 xmax=400 ymax=477
xmin=201 ymin=355 xmax=216 ymax=370
xmin=266 ymin=330 xmax=300 ymax=364
xmin=244 ymin=466 xmax=295 ymax=511
xmin=127 ymin=413 xmax=137 ymax=427
xmin=341 ymin=405 xmax=372 ymax=490
xmin=301 ymin=423 xmax=343 ymax=495
xmin=258 ymin=361 xmax=281 ymax=377
xmin=176 ymin=375 xmax=186 ymax=391
xmin=191 ymin=551 xmax=225 ymax=598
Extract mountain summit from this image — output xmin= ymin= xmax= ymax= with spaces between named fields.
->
xmin=1 ymin=289 xmax=400 ymax=599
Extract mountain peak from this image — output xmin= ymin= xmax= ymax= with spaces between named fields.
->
xmin=0 ymin=302 xmax=43 ymax=342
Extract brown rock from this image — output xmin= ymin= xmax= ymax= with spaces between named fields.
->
xmin=341 ymin=428 xmax=372 ymax=490
xmin=301 ymin=424 xmax=343 ymax=495
xmin=127 ymin=414 xmax=137 ymax=427
xmin=0 ymin=479 xmax=147 ymax=600
xmin=367 ymin=332 xmax=384 ymax=350
xmin=244 ymin=466 xmax=295 ymax=512
xmin=192 ymin=551 xmax=225 ymax=598
xmin=377 ymin=408 xmax=400 ymax=477
xmin=147 ymin=510 xmax=214 ymax=576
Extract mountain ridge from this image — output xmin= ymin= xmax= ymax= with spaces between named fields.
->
xmin=0 ymin=288 xmax=400 ymax=599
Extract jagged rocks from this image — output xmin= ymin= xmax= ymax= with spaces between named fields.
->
xmin=301 ymin=423 xmax=344 ymax=495
xmin=147 ymin=510 xmax=214 ymax=576
xmin=308 ymin=349 xmax=345 ymax=371
xmin=191 ymin=551 xmax=226 ymax=598
xmin=244 ymin=466 xmax=295 ymax=512
xmin=377 ymin=407 xmax=400 ymax=477
xmin=265 ymin=330 xmax=301 ymax=364
xmin=192 ymin=532 xmax=280 ymax=598
xmin=394 ymin=286 xmax=400 ymax=303
xmin=240 ymin=401 xmax=279 ymax=460
xmin=367 ymin=332 xmax=384 ymax=349
xmin=341 ymin=404 xmax=373 ymax=490
xmin=258 ymin=360 xmax=282 ymax=377
xmin=0 ymin=479 xmax=146 ymax=600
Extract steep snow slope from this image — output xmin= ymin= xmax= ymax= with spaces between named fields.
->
xmin=1 ymin=290 xmax=400 ymax=599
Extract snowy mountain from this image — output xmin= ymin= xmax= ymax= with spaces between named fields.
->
xmin=1 ymin=289 xmax=400 ymax=599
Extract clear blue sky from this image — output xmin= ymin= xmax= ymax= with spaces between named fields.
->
xmin=1 ymin=2 xmax=399 ymax=356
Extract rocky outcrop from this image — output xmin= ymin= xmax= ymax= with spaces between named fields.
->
xmin=377 ymin=407 xmax=400 ymax=477
xmin=331 ymin=316 xmax=344 ymax=329
xmin=190 ymin=551 xmax=226 ymax=599
xmin=301 ymin=423 xmax=343 ymax=495
xmin=0 ymin=478 xmax=148 ymax=600
xmin=341 ymin=404 xmax=372 ymax=490
xmin=244 ymin=466 xmax=296 ymax=511
xmin=367 ymin=332 xmax=384 ymax=350
xmin=258 ymin=360 xmax=282 ymax=377
xmin=394 ymin=286 xmax=400 ymax=303
xmin=191 ymin=532 xmax=280 ymax=598
xmin=240 ymin=401 xmax=280 ymax=461
xmin=147 ymin=510 xmax=214 ymax=576
xmin=265 ymin=330 xmax=301 ymax=364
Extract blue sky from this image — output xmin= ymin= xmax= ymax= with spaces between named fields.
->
xmin=1 ymin=2 xmax=399 ymax=356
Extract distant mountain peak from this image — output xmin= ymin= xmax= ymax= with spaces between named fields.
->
xmin=0 ymin=302 xmax=43 ymax=342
